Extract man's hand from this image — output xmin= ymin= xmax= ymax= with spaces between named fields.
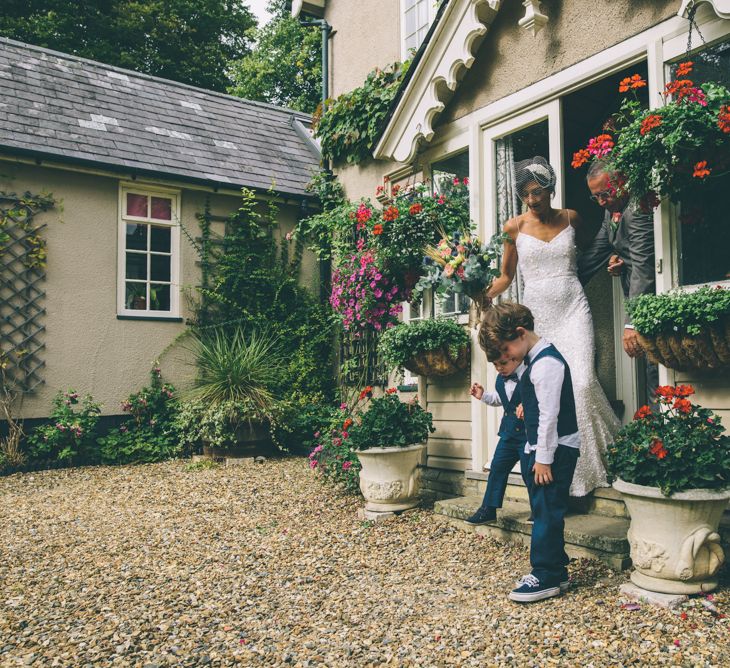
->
xmin=607 ymin=254 xmax=625 ymax=276
xmin=470 ymin=383 xmax=484 ymax=400
xmin=623 ymin=328 xmax=644 ymax=358
xmin=533 ymin=462 xmax=553 ymax=486
xmin=516 ymin=403 xmax=524 ymax=419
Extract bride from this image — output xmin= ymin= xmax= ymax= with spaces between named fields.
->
xmin=487 ymin=156 xmax=620 ymax=496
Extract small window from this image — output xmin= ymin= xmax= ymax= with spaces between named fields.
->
xmin=118 ymin=187 xmax=180 ymax=317
xmin=671 ymin=38 xmax=730 ymax=286
xmin=402 ymin=0 xmax=435 ymax=57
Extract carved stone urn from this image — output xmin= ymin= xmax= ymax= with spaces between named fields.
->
xmin=613 ymin=479 xmax=730 ymax=594
xmin=357 ymin=443 xmax=426 ymax=514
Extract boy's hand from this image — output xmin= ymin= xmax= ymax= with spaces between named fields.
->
xmin=533 ymin=462 xmax=553 ymax=486
xmin=470 ymin=383 xmax=484 ymax=400
xmin=516 ymin=403 xmax=524 ymax=419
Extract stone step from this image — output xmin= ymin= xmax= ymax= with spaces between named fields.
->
xmin=434 ymin=495 xmax=631 ymax=570
xmin=464 ymin=470 xmax=629 ymax=518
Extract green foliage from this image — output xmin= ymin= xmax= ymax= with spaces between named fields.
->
xmin=348 ymin=393 xmax=434 ymax=451
xmin=627 ymin=286 xmax=730 ymax=336
xmin=176 ymin=399 xmax=258 ymax=451
xmin=184 ymin=327 xmax=284 ymax=412
xmin=0 ymin=0 xmax=256 ymax=92
xmin=0 ymin=191 xmax=55 ymax=268
xmin=295 ymin=171 xmax=348 ymax=261
xmin=608 ymin=385 xmax=730 ymax=496
xmin=307 ymin=406 xmax=362 ymax=494
xmin=185 ymin=458 xmax=220 ymax=471
xmin=27 ymin=390 xmax=102 ymax=465
xmin=227 ymin=0 xmax=321 ymax=113
xmin=270 ymin=392 xmax=338 ymax=454
xmin=190 ymin=188 xmax=336 ymax=403
xmin=314 ymin=61 xmax=410 ymax=165
xmin=98 ymin=364 xmax=183 ymax=465
xmin=378 ymin=319 xmax=470 ymax=374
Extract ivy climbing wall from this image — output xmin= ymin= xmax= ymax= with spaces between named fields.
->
xmin=0 ymin=192 xmax=54 ymax=393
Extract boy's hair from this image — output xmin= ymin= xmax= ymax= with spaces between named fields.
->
xmin=479 ymin=302 xmax=535 ymax=350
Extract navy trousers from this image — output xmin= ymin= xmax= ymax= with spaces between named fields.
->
xmin=480 ymin=436 xmax=530 ymax=509
xmin=524 ymin=444 xmax=579 ymax=585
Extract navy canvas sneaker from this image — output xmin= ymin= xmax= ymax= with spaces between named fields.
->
xmin=516 ymin=573 xmax=570 ymax=592
xmin=464 ymin=506 xmax=497 ymax=525
xmin=509 ymin=574 xmax=561 ymax=602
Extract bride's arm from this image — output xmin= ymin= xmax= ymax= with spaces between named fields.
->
xmin=487 ymin=218 xmax=518 ymax=298
xmin=568 ymin=209 xmax=600 ymax=250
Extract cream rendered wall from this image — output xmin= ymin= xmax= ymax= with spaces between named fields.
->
xmin=1 ymin=161 xmax=315 ymax=418
xmin=440 ymin=0 xmax=678 ymax=124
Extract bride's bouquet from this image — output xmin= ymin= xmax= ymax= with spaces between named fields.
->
xmin=412 ymin=227 xmax=505 ymax=310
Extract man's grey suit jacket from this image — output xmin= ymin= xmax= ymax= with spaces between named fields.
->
xmin=577 ymin=206 xmax=656 ymax=325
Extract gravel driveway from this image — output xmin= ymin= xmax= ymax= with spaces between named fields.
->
xmin=1 ymin=459 xmax=728 ymax=666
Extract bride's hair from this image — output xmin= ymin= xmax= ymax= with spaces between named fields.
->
xmin=514 ymin=156 xmax=557 ymax=196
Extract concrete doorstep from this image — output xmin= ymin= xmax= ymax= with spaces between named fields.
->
xmin=433 ymin=495 xmax=632 ymax=571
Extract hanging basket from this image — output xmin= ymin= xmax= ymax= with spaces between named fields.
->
xmin=636 ymin=316 xmax=730 ymax=373
xmin=403 ymin=344 xmax=470 ymax=377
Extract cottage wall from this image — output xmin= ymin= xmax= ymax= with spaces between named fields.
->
xmin=1 ymin=160 xmax=317 ymax=418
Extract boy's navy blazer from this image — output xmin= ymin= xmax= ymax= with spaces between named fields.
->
xmin=495 ymin=373 xmax=526 ymax=442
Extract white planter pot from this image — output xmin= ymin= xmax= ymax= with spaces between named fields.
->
xmin=357 ymin=443 xmax=426 ymax=513
xmin=613 ymin=479 xmax=730 ymax=594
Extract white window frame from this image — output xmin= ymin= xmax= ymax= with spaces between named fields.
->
xmin=117 ymin=183 xmax=181 ymax=319
xmin=401 ymin=295 xmax=431 ymax=385
xmin=400 ymin=0 xmax=437 ymax=60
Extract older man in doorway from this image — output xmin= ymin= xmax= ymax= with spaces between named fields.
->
xmin=577 ymin=160 xmax=658 ymax=405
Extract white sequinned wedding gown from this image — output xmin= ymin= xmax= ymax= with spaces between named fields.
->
xmin=516 ymin=224 xmax=620 ymax=496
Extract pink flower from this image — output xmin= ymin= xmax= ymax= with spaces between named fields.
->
xmin=285 ymin=231 xmax=293 ymax=241
xmin=309 ymin=459 xmax=317 ymax=469
xmin=444 ymin=263 xmax=455 ymax=277
xmin=342 ymin=461 xmax=352 ymax=471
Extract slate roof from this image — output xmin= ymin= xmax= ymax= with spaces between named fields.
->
xmin=0 ymin=37 xmax=320 ymax=198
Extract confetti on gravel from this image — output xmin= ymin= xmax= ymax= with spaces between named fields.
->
xmin=1 ymin=458 xmax=728 ymax=666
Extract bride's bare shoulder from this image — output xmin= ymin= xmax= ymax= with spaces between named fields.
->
xmin=503 ymin=216 xmax=523 ymax=238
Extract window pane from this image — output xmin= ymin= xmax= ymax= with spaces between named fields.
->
xmin=405 ymin=7 xmax=416 ymax=35
xmin=151 ymin=196 xmax=172 ymax=220
xmin=126 ymin=193 xmax=148 ymax=217
xmin=150 ymin=254 xmax=171 ymax=282
xmin=150 ymin=225 xmax=171 ymax=253
xmin=126 ymin=223 xmax=147 ymax=250
xmin=438 ymin=293 xmax=457 ymax=315
xmin=417 ymin=1 xmax=429 ymax=29
xmin=150 ymin=284 xmax=171 ymax=311
xmin=126 ymin=283 xmax=147 ymax=310
xmin=432 ymin=151 xmax=469 ymax=194
xmin=125 ymin=252 xmax=147 ymax=280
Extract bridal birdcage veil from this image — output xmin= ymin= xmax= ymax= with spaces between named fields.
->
xmin=514 ymin=156 xmax=557 ymax=195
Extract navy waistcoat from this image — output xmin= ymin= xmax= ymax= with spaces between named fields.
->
xmin=495 ymin=374 xmax=526 ymax=442
xmin=521 ymin=344 xmax=578 ymax=446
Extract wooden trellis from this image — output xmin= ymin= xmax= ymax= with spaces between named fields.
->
xmin=340 ymin=329 xmax=387 ymax=388
xmin=0 ymin=192 xmax=54 ymax=394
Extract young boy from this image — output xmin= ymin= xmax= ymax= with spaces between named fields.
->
xmin=480 ymin=302 xmax=580 ymax=603
xmin=466 ymin=346 xmax=529 ymax=526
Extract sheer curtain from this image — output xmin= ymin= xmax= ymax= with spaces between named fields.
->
xmin=495 ymin=136 xmax=523 ymax=302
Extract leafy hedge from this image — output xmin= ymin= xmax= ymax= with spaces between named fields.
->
xmin=627 ymin=286 xmax=730 ymax=336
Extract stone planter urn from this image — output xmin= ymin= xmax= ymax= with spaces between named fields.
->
xmin=613 ymin=479 xmax=730 ymax=594
xmin=357 ymin=443 xmax=426 ymax=514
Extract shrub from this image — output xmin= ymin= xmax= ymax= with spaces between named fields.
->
xmin=348 ymin=391 xmax=434 ymax=451
xmin=176 ymin=399 xmax=259 ymax=452
xmin=627 ymin=285 xmax=730 ymax=336
xmin=270 ymin=393 xmax=338 ymax=454
xmin=98 ymin=364 xmax=183 ymax=465
xmin=378 ymin=318 xmax=470 ymax=374
xmin=308 ymin=405 xmax=362 ymax=494
xmin=27 ymin=390 xmax=102 ymax=465
xmin=608 ymin=385 xmax=730 ymax=496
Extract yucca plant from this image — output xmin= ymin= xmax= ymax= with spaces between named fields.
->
xmin=185 ymin=327 xmax=284 ymax=414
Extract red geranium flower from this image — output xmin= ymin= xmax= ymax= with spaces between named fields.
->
xmin=634 ymin=405 xmax=652 ymax=420
xmin=571 ymin=148 xmax=591 ymax=169
xmin=655 ymin=385 xmax=676 ymax=400
xmin=383 ymin=206 xmax=399 ymax=221
xmin=386 ymin=387 xmax=398 ymax=394
xmin=409 ymin=202 xmax=423 ymax=215
xmin=693 ymin=161 xmax=711 ymax=179
xmin=343 ymin=418 xmax=353 ymax=431
xmin=675 ymin=61 xmax=694 ymax=77
xmin=372 ymin=223 xmax=384 ymax=235
xmin=640 ymin=114 xmax=662 ymax=136
xmin=359 ymin=386 xmax=373 ymax=400
xmin=674 ymin=384 xmax=695 ymax=398
xmin=673 ymin=398 xmax=692 ymax=414
xmin=718 ymin=105 xmax=730 ymax=134
xmin=619 ymin=74 xmax=646 ymax=93
xmin=649 ymin=439 xmax=668 ymax=459
xmin=391 ymin=184 xmax=401 ymax=195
